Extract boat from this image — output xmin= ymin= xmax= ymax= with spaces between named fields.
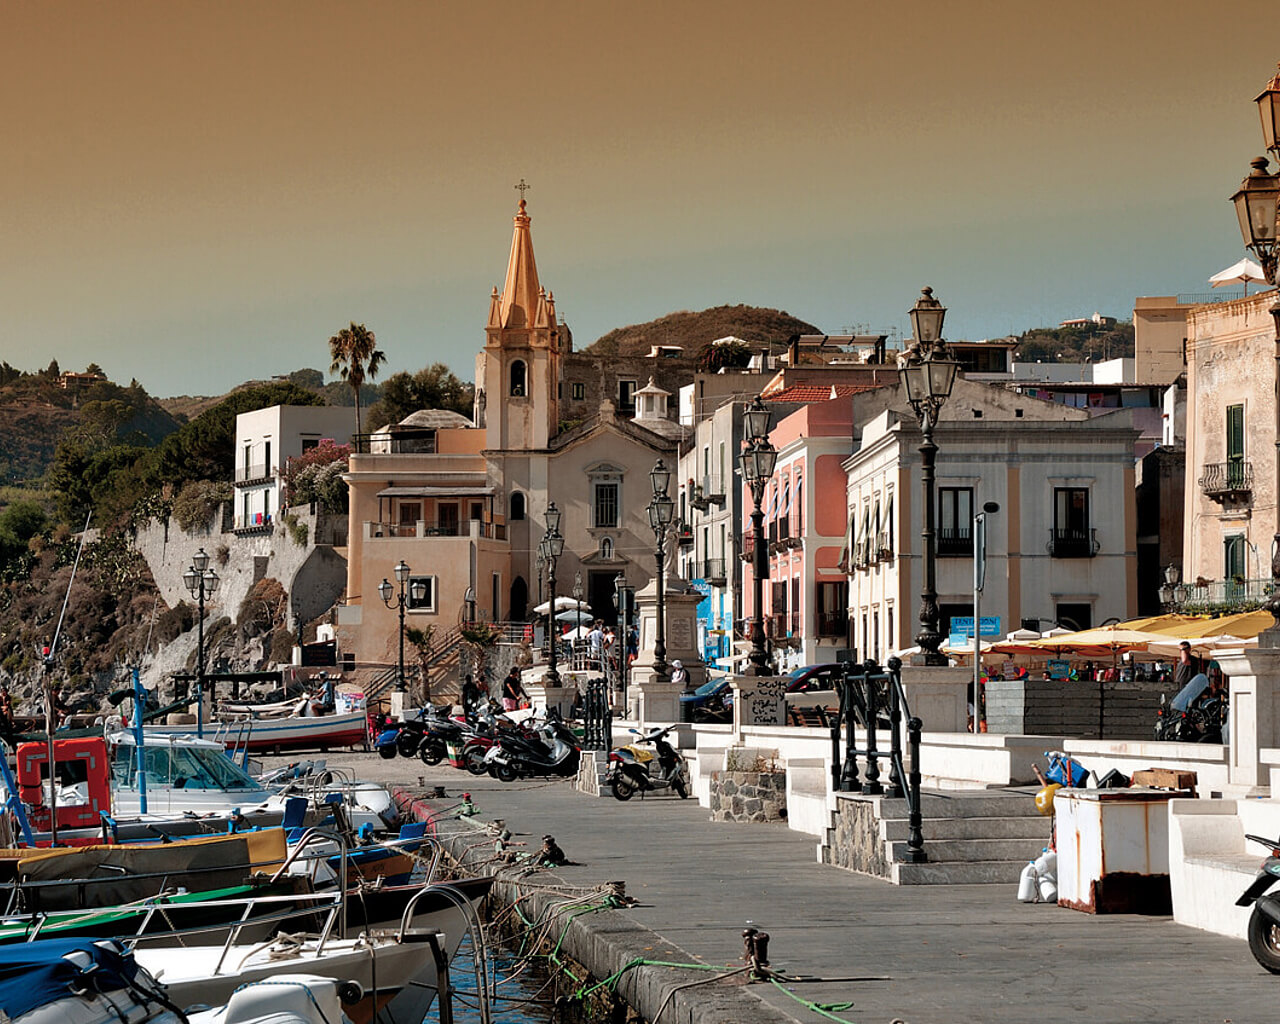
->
xmin=145 ymin=693 xmax=368 ymax=754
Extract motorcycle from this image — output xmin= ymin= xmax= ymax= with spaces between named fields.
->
xmin=1154 ymin=673 xmax=1227 ymax=743
xmin=1236 ymin=833 xmax=1280 ymax=972
xmin=483 ymin=712 xmax=580 ymax=782
xmin=606 ymin=726 xmax=689 ymax=801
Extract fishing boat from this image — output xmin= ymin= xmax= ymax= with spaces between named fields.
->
xmin=145 ymin=693 xmax=368 ymax=754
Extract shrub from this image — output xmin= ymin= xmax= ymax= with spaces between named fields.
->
xmin=172 ymin=480 xmax=231 ymax=532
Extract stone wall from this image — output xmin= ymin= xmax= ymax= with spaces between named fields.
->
xmin=822 ymin=795 xmax=890 ymax=878
xmin=986 ymin=676 xmax=1168 ymax=739
xmin=708 ymin=770 xmax=787 ymax=823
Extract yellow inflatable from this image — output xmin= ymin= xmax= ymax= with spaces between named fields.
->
xmin=1035 ymin=783 xmax=1062 ymax=816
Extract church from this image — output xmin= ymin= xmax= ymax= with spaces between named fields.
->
xmin=336 ymin=196 xmax=691 ymax=670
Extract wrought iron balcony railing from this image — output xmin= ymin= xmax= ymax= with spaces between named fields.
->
xmin=1048 ymin=527 xmax=1099 ymax=558
xmin=1200 ymin=461 xmax=1253 ymax=501
xmin=937 ymin=528 xmax=972 ymax=557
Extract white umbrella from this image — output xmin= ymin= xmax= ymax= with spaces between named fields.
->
xmin=533 ymin=596 xmax=589 ymax=615
xmin=1210 ymin=257 xmax=1267 ymax=294
xmin=1146 ymin=635 xmax=1256 ymax=659
xmin=555 ymin=608 xmax=594 ymax=624
xmin=561 ymin=625 xmax=593 ymax=640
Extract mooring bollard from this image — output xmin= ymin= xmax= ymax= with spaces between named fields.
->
xmin=432 ymin=785 xmax=447 ymax=798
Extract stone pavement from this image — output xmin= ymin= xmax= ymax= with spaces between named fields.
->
xmin=270 ymin=751 xmax=1275 ymax=1023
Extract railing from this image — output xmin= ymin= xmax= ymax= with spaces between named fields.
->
xmin=1177 ymin=291 xmax=1247 ymax=305
xmin=699 ymin=558 xmax=727 ymax=581
xmin=581 ymin=679 xmax=612 ymax=752
xmin=1172 ymin=576 xmax=1273 ymax=612
xmin=235 ymin=463 xmax=274 ymax=484
xmin=233 ymin=513 xmax=274 ymax=532
xmin=830 ymin=657 xmax=924 ymax=863
xmin=936 ymin=528 xmax=972 ymax=556
xmin=816 ymin=611 xmax=847 ymax=638
xmin=1048 ymin=527 xmax=1099 ymax=558
xmin=788 ymin=613 xmax=800 ymax=636
xmin=368 ymin=520 xmax=507 ymax=540
xmin=1200 ymin=461 xmax=1253 ymax=499
xmin=364 ymin=625 xmax=465 ymax=704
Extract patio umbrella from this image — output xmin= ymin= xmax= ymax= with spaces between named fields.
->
xmin=561 ymin=625 xmax=593 ymax=640
xmin=1022 ymin=626 xmax=1166 ymax=660
xmin=1146 ymin=635 xmax=1256 ymax=660
xmin=1209 ymin=257 xmax=1267 ymax=294
xmin=533 ymin=596 xmax=590 ymax=615
xmin=1156 ymin=610 xmax=1274 ymax=640
xmin=554 ymin=608 xmax=593 ymax=623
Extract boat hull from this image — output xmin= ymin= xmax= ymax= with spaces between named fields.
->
xmin=145 ymin=711 xmax=368 ymax=753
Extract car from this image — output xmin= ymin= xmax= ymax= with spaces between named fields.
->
xmin=786 ymin=663 xmax=846 ymax=693
xmin=678 ymin=676 xmax=733 ymax=721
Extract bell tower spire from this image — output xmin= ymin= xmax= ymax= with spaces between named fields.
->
xmin=499 ymin=186 xmax=542 ymax=329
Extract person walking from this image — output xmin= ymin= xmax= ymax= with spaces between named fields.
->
xmin=461 ymin=674 xmax=483 ymax=718
xmin=588 ymin=620 xmax=604 ymax=665
xmin=502 ymin=667 xmax=528 ymax=712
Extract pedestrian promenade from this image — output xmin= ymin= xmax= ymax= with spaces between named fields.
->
xmin=293 ymin=753 xmax=1275 ymax=1023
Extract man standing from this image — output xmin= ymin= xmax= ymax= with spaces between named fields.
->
xmin=588 ymin=620 xmax=604 ymax=665
xmin=1174 ymin=641 xmax=1197 ymax=688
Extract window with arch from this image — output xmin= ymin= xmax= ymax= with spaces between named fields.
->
xmin=510 ymin=360 xmax=527 ymax=397
xmin=510 ymin=492 xmax=526 ymax=521
xmin=599 ymin=537 xmax=614 ymax=559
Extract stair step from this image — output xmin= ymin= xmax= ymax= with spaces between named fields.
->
xmin=892 ymin=859 xmax=1029 ymax=885
xmin=883 ymin=816 xmax=1052 ymax=841
xmin=889 ymin=837 xmax=1046 ymax=862
xmin=861 ymin=792 xmax=1042 ymax=820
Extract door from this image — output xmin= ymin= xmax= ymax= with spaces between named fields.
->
xmin=438 ymin=503 xmax=459 ymax=536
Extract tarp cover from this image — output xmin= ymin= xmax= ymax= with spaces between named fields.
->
xmin=0 ymin=937 xmax=139 ymax=1018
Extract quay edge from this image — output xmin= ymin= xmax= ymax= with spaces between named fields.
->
xmin=394 ymin=789 xmax=805 ymax=1024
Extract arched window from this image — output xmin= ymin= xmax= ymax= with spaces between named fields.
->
xmin=510 ymin=360 xmax=527 ymax=397
xmin=510 ymin=492 xmax=526 ymax=521
xmin=600 ymin=537 xmax=614 ymax=559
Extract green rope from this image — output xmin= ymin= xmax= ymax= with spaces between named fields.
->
xmin=767 ymin=977 xmax=859 ymax=1023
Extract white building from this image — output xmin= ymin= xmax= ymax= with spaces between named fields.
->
xmin=843 ymin=379 xmax=1140 ymax=657
xmin=234 ymin=405 xmax=356 ymax=533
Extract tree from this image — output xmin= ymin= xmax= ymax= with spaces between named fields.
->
xmin=367 ymin=364 xmax=474 ymax=426
xmin=405 ymin=625 xmax=436 ymax=704
xmin=328 ymin=323 xmax=385 ymax=436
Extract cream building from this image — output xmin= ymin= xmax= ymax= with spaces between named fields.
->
xmin=1182 ymin=290 xmax=1280 ymax=603
xmin=842 ymin=379 xmax=1140 ymax=657
xmin=337 ymin=198 xmax=681 ymax=670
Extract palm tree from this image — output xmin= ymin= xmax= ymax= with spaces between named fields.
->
xmin=327 ymin=322 xmax=386 ymax=436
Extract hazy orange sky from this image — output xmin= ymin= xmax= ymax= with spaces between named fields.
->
xmin=2 ymin=2 xmax=1277 ymax=396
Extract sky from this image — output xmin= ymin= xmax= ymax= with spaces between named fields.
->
xmin=2 ymin=1 xmax=1278 ymax=397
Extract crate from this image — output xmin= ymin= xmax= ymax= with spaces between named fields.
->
xmin=1131 ymin=768 xmax=1198 ymax=796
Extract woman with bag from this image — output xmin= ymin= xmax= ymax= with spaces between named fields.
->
xmin=502 ymin=667 xmax=528 ymax=712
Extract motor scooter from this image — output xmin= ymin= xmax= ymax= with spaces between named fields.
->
xmin=483 ymin=713 xmax=580 ymax=781
xmin=1236 ymin=832 xmax=1280 ymax=972
xmin=606 ymin=726 xmax=689 ymax=801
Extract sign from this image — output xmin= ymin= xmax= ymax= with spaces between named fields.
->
xmin=1047 ymin=659 xmax=1070 ymax=681
xmin=948 ymin=616 xmax=1001 ymax=638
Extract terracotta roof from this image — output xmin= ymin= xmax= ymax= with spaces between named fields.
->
xmin=763 ymin=383 xmax=880 ymax=403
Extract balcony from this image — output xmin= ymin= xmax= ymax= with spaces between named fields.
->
xmin=367 ymin=520 xmax=507 ymax=540
xmin=937 ymin=528 xmax=973 ymax=557
xmin=1200 ymin=461 xmax=1253 ymax=503
xmin=699 ymin=558 xmax=727 ymax=583
xmin=1170 ymin=576 xmax=1273 ymax=613
xmin=233 ymin=513 xmax=274 ymax=535
xmin=1048 ymin=527 xmax=1099 ymax=558
xmin=816 ymin=611 xmax=848 ymax=638
xmin=235 ymin=463 xmax=274 ymax=485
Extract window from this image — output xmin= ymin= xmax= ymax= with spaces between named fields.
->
xmin=398 ymin=501 xmax=421 ymax=537
xmin=1227 ymin=404 xmax=1246 ymax=488
xmin=815 ymin=582 xmax=847 ymax=637
xmin=510 ymin=492 xmax=526 ymax=521
xmin=1052 ymin=487 xmax=1093 ymax=557
xmin=408 ymin=576 xmax=436 ymax=612
xmin=571 ymin=382 xmax=585 ymax=401
xmin=938 ymin=487 xmax=973 ymax=556
xmin=1055 ymin=602 xmax=1092 ymax=632
xmin=301 ymin=437 xmax=319 ymax=452
xmin=1225 ymin=534 xmax=1246 ymax=581
xmin=594 ymin=483 xmax=619 ymax=528
xmin=510 ymin=360 xmax=527 ymax=397
xmin=437 ymin=503 xmax=459 ymax=536
xmin=887 ymin=607 xmax=894 ymax=656
xmin=264 ymin=440 xmax=272 ymax=471
xmin=618 ymin=380 xmax=637 ymax=414
xmin=470 ymin=501 xmax=483 ymax=521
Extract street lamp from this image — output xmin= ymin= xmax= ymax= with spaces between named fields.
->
xmin=648 ymin=459 xmax=675 ymax=681
xmin=1230 ymin=65 xmax=1280 ymax=626
xmin=379 ymin=560 xmax=426 ymax=693
xmin=972 ymin=501 xmax=999 ymax=733
xmin=738 ymin=396 xmax=778 ymax=676
xmin=573 ymin=571 xmax=585 ymax=662
xmin=535 ymin=547 xmax=546 ymax=607
xmin=898 ymin=287 xmax=959 ymax=666
xmin=614 ymin=573 xmax=634 ymax=707
xmin=182 ymin=547 xmax=220 ymax=737
xmin=543 ymin=503 xmax=564 ymax=686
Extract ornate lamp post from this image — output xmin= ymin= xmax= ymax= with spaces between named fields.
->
xmin=738 ymin=396 xmax=778 ymax=676
xmin=648 ymin=459 xmax=675 ymax=681
xmin=379 ymin=560 xmax=426 ymax=693
xmin=182 ymin=547 xmax=220 ymax=737
xmin=1230 ymin=65 xmax=1280 ymax=625
xmin=573 ymin=571 xmax=585 ymax=659
xmin=898 ymin=287 xmax=960 ymax=665
xmin=535 ymin=548 xmax=546 ymax=607
xmin=543 ymin=503 xmax=564 ymax=686
xmin=614 ymin=573 xmax=634 ymax=706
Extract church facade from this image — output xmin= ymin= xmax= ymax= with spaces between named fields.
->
xmin=337 ymin=198 xmax=686 ymax=669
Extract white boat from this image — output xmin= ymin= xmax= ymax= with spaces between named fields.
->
xmin=144 ymin=703 xmax=369 ymax=754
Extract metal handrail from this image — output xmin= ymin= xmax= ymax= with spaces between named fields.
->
xmin=267 ymin=826 xmax=348 ymax=940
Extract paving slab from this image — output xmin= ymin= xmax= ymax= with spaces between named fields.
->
xmin=269 ymin=751 xmax=1277 ymax=1023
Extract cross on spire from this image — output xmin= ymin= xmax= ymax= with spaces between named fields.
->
xmin=515 ymin=178 xmax=531 ymax=200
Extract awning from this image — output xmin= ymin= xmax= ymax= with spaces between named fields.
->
xmin=376 ymin=485 xmax=495 ymax=498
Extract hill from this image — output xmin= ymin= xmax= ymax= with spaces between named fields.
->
xmin=584 ymin=305 xmax=823 ymax=357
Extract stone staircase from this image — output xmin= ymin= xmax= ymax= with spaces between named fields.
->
xmin=823 ymin=788 xmax=1053 ymax=885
